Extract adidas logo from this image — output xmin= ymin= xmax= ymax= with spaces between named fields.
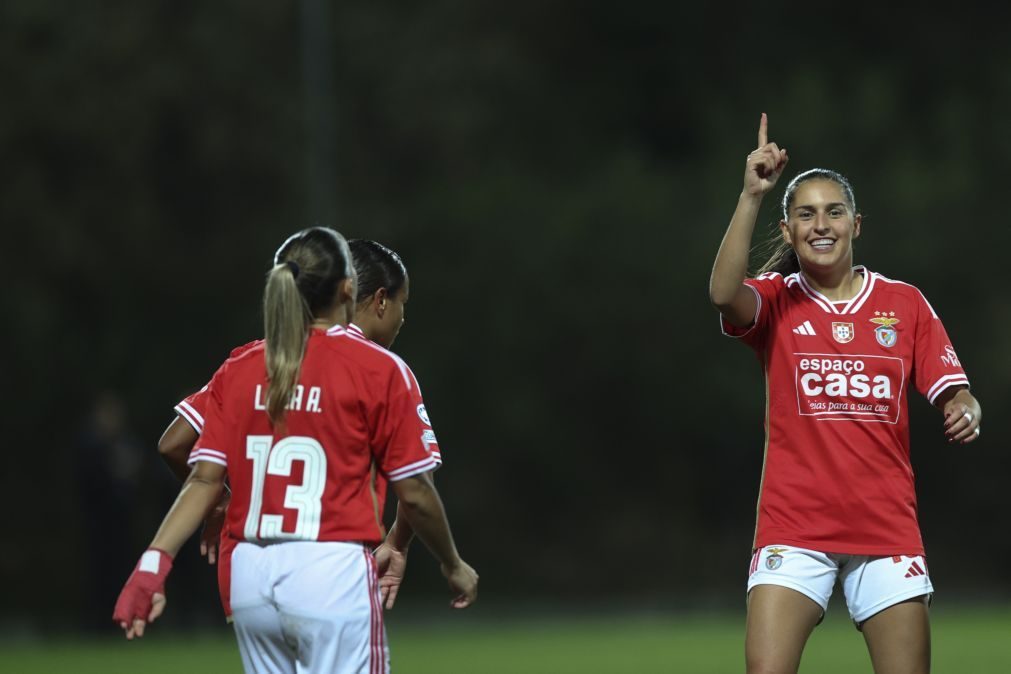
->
xmin=905 ymin=560 xmax=926 ymax=578
xmin=792 ymin=320 xmax=816 ymax=336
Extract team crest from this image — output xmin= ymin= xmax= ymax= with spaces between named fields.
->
xmin=766 ymin=547 xmax=787 ymax=571
xmin=831 ymin=322 xmax=854 ymax=344
xmin=870 ymin=312 xmax=900 ymax=348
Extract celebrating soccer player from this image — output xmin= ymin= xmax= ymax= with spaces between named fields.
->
xmin=710 ymin=114 xmax=981 ymax=674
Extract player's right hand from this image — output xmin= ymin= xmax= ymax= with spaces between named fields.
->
xmin=441 ymin=559 xmax=478 ymax=609
xmin=374 ymin=542 xmax=409 ymax=609
xmin=200 ymin=492 xmax=230 ymax=564
xmin=744 ymin=113 xmax=788 ymax=197
xmin=112 ymin=548 xmax=173 ymax=639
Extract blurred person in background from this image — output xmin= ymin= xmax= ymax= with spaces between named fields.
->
xmin=114 ymin=227 xmax=477 ymax=673
xmin=709 ymin=115 xmax=981 ymax=674
xmin=75 ymin=390 xmax=143 ymax=631
xmin=156 ymin=238 xmax=418 ymax=619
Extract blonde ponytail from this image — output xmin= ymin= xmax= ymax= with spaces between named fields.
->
xmin=263 ymin=262 xmax=311 ymax=427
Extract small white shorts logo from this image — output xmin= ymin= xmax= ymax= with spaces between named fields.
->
xmin=417 ymin=404 xmax=431 ymax=425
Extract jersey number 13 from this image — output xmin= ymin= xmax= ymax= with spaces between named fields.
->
xmin=244 ymin=435 xmax=326 ymax=541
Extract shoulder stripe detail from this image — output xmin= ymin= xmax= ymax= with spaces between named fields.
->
xmin=874 ymin=274 xmax=939 ymax=318
xmin=325 ymin=323 xmax=416 ymax=391
xmin=175 ymin=401 xmax=205 ymax=433
xmin=352 ymin=336 xmax=415 ymax=391
xmin=187 ymin=447 xmax=228 ymax=467
xmin=927 ymin=374 xmax=970 ymax=404
xmin=387 ymin=456 xmax=440 ymax=482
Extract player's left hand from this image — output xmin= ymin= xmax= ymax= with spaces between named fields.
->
xmin=943 ymin=395 xmax=982 ymax=444
xmin=373 ymin=542 xmax=408 ymax=609
xmin=113 ymin=549 xmax=173 ymax=639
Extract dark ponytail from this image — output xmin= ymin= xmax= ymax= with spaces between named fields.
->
xmin=348 ymin=239 xmax=407 ymax=304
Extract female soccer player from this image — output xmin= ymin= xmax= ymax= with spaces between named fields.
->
xmin=115 ymin=227 xmax=477 ymax=674
xmin=157 ymin=239 xmax=419 ymax=613
xmin=710 ymin=114 xmax=981 ymax=674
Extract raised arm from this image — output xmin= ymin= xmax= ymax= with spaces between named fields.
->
xmin=391 ymin=471 xmax=478 ymax=608
xmin=710 ymin=113 xmax=789 ymax=327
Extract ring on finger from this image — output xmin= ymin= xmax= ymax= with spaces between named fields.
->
xmin=974 ymin=427 xmax=980 ymax=437
xmin=963 ymin=411 xmax=973 ymax=423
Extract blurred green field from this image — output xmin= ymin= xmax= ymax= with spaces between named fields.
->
xmin=6 ymin=607 xmax=1011 ymax=673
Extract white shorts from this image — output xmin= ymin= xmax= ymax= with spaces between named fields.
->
xmin=747 ymin=545 xmax=933 ymax=625
xmin=230 ymin=541 xmax=388 ymax=674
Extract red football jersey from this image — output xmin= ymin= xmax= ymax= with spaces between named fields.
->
xmin=722 ymin=267 xmax=969 ymax=555
xmin=190 ymin=325 xmax=441 ymax=546
xmin=174 ymin=324 xmax=373 ymax=435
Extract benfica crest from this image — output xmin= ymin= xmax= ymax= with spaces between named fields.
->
xmin=870 ymin=313 xmax=900 ymax=348
xmin=831 ymin=322 xmax=855 ymax=344
xmin=766 ymin=547 xmax=788 ymax=570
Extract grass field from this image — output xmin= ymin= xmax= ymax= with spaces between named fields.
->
xmin=6 ymin=607 xmax=1011 ymax=673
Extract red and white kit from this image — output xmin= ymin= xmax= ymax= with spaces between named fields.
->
xmin=723 ymin=267 xmax=969 ymax=556
xmin=184 ymin=324 xmax=441 ymax=674
xmin=175 ymin=324 xmax=441 ymax=622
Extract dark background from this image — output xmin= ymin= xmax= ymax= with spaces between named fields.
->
xmin=5 ymin=1 xmax=1009 ymax=632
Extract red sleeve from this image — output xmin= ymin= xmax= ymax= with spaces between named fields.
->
xmin=175 ymin=386 xmax=210 ymax=434
xmin=369 ymin=360 xmax=441 ymax=482
xmin=720 ymin=272 xmax=785 ymax=352
xmin=187 ymin=368 xmax=230 ymax=469
xmin=910 ymin=289 xmax=970 ymax=404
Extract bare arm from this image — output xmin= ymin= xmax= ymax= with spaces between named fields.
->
xmin=710 ymin=113 xmax=789 ymax=327
xmin=157 ymin=416 xmax=199 ymax=482
xmin=382 ymin=501 xmax=416 ymax=552
xmin=934 ymin=386 xmax=982 ymax=445
xmin=149 ymin=460 xmax=226 ymax=556
xmin=392 ymin=472 xmax=477 ymax=608
xmin=373 ymin=501 xmax=415 ymax=609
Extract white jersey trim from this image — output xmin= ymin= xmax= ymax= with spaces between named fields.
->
xmin=789 ymin=273 xmax=833 ymax=313
xmin=791 ymin=266 xmax=873 ymax=315
xmin=927 ymin=374 xmax=971 ymax=404
xmin=175 ymin=400 xmax=205 ymax=433
xmin=873 ymin=274 xmax=939 ymax=318
xmin=326 ymin=324 xmax=415 ymax=392
xmin=188 ymin=447 xmax=228 ymax=467
xmin=387 ymin=456 xmax=440 ymax=482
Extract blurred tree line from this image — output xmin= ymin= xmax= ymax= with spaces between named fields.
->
xmin=4 ymin=1 xmax=1009 ymax=629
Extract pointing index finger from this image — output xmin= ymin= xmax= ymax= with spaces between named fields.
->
xmin=758 ymin=113 xmax=768 ymax=148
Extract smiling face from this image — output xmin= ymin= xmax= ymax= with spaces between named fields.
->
xmin=780 ymin=179 xmax=861 ymax=272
